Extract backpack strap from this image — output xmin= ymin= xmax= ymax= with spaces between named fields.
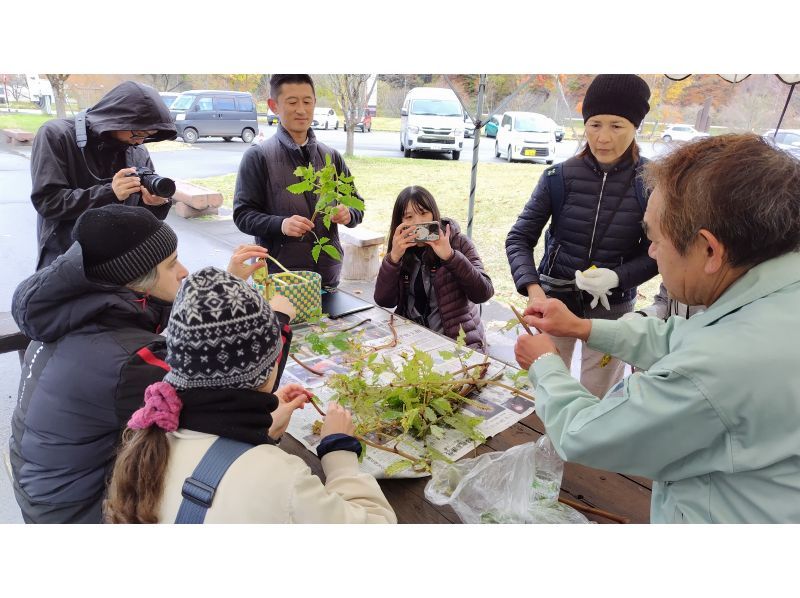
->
xmin=632 ymin=157 xmax=650 ymax=214
xmin=174 ymin=437 xmax=253 ymax=524
xmin=544 ymin=163 xmax=565 ymax=230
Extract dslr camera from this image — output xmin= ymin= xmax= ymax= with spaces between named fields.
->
xmin=125 ymin=167 xmax=176 ymax=198
xmin=412 ymin=221 xmax=440 ymax=242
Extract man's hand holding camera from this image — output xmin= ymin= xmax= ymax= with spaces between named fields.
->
xmin=112 ymin=167 xmax=170 ymax=206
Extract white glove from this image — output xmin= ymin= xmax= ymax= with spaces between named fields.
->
xmin=575 ymin=268 xmax=619 ymax=311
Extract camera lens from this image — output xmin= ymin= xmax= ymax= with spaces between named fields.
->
xmin=141 ymin=174 xmax=176 ymax=198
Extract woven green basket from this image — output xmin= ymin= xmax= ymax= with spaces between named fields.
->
xmin=256 ymin=270 xmax=322 ymax=324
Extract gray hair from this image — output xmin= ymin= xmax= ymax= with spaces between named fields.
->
xmin=125 ymin=266 xmax=159 ymax=294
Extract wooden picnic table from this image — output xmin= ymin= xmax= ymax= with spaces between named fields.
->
xmin=280 ymin=299 xmax=652 ymax=524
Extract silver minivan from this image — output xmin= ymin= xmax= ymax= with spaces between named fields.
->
xmin=170 ymin=90 xmax=258 ymax=144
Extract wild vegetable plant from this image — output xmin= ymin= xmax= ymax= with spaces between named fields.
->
xmin=287 ymin=154 xmax=365 ymax=263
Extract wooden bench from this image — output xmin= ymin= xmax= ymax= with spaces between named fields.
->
xmin=340 ymin=226 xmax=385 ymax=281
xmin=171 ymin=180 xmax=224 ymax=218
xmin=0 ymin=128 xmax=35 ymax=146
xmin=0 ymin=311 xmax=29 ymax=367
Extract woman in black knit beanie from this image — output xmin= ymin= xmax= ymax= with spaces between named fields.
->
xmin=9 ymin=204 xmax=270 ymax=523
xmin=506 ymin=74 xmax=659 ymax=398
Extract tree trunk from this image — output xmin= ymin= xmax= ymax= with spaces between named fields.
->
xmin=45 ymin=74 xmax=70 ymax=118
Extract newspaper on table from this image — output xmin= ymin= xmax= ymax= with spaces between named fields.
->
xmin=284 ymin=305 xmax=536 ymax=479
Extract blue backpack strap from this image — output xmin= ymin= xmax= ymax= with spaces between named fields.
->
xmin=174 ymin=437 xmax=253 ymax=524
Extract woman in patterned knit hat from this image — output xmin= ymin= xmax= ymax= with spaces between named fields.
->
xmin=104 ymin=266 xmax=396 ymax=524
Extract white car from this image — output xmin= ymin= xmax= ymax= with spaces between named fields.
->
xmin=311 ymin=107 xmax=339 ymax=130
xmin=662 ymin=124 xmax=709 ymax=142
xmin=763 ymin=129 xmax=800 ymax=159
xmin=494 ymin=111 xmax=556 ymax=164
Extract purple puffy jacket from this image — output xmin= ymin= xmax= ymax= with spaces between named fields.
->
xmin=374 ymin=218 xmax=494 ymax=351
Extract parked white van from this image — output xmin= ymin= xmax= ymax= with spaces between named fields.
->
xmin=494 ymin=111 xmax=556 ymax=164
xmin=400 ymin=87 xmax=465 ymax=160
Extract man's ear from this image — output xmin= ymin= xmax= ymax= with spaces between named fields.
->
xmin=267 ymin=97 xmax=278 ymax=113
xmin=697 ymin=228 xmax=726 ymax=274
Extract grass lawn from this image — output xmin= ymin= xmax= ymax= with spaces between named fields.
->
xmin=190 ymin=155 xmax=661 ymax=309
xmin=0 ymin=113 xmax=55 ymax=133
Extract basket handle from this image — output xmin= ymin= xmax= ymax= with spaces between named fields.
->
xmin=264 ymin=255 xmax=311 ymax=284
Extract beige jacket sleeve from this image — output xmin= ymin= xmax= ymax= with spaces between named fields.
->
xmin=288 ymin=450 xmax=397 ymax=524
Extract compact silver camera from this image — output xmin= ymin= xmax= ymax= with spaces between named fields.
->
xmin=413 ymin=221 xmax=440 ymax=242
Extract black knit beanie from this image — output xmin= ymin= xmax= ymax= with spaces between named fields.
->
xmin=582 ymin=74 xmax=651 ymax=127
xmin=73 ymin=204 xmax=178 ymax=285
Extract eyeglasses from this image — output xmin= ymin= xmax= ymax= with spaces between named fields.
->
xmin=129 ymin=130 xmax=158 ymax=140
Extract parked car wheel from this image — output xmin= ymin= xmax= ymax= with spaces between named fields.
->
xmin=546 ymin=160 xmax=554 ymax=165
xmin=222 ymin=136 xmax=233 ymax=142
xmin=335 ymin=121 xmax=339 ymax=130
xmin=324 ymin=122 xmax=329 ymax=130
xmin=663 ymin=135 xmax=672 ymax=142
xmin=241 ymin=129 xmax=255 ymax=143
xmin=452 ymin=151 xmax=460 ymax=160
xmin=507 ymin=145 xmax=513 ymax=163
xmin=182 ymin=128 xmax=198 ymax=144
xmin=494 ymin=141 xmax=500 ymax=158
xmin=404 ymin=147 xmax=411 ymax=158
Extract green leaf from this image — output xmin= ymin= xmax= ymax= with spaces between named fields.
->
xmin=426 ymin=447 xmax=453 ymax=463
xmin=321 ymin=244 xmax=341 ymax=260
xmin=323 ymin=213 xmax=332 ymax=230
xmin=324 ymin=153 xmax=332 ymax=167
xmin=312 ymin=244 xmax=322 ymax=263
xmin=384 ymin=459 xmax=414 ymax=477
xmin=424 ymin=407 xmax=438 ymax=422
xmin=429 ymin=424 xmax=445 ymax=439
xmin=338 ymin=195 xmax=365 ymax=211
xmin=438 ymin=351 xmax=455 ymax=361
xmin=357 ymin=440 xmax=367 ymax=463
xmin=287 ymin=181 xmax=312 ymax=194
xmin=382 ymin=410 xmax=404 ymax=421
xmin=455 ymin=327 xmax=467 ymax=347
xmin=331 ymin=333 xmax=350 ymax=352
xmin=318 ymin=237 xmax=330 ymax=245
xmin=431 ymin=398 xmax=454 ymax=415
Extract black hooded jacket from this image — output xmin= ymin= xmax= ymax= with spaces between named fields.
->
xmin=9 ymin=243 xmax=172 ymax=523
xmin=30 ymin=81 xmax=177 ymax=270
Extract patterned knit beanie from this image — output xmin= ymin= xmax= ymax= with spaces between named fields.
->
xmin=163 ymin=267 xmax=282 ymax=391
xmin=73 ymin=204 xmax=178 ymax=285
xmin=582 ymin=74 xmax=651 ymax=127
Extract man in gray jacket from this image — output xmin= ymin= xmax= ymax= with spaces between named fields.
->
xmin=233 ymin=74 xmax=364 ymax=288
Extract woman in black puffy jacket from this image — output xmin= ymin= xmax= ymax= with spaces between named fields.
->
xmin=505 ymin=74 xmax=658 ymax=397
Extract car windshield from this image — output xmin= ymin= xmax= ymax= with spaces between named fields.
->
xmin=410 ymin=99 xmax=462 ymax=117
xmin=514 ymin=115 xmax=551 ymax=133
xmin=160 ymin=96 xmax=176 ymax=108
xmin=171 ymin=95 xmax=195 ymax=110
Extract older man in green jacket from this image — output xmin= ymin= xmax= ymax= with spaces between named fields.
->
xmin=515 ymin=134 xmax=800 ymax=523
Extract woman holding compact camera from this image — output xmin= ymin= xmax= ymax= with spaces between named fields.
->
xmin=374 ymin=185 xmax=494 ymax=351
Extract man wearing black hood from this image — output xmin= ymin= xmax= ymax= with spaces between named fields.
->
xmin=29 ymin=80 xmax=177 ymax=270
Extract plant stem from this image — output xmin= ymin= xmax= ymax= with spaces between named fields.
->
xmin=290 ymin=354 xmax=324 ymax=376
xmin=357 ymin=435 xmax=419 ymax=463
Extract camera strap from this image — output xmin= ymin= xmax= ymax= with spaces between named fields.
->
xmin=74 ymin=110 xmax=113 ymax=184
xmin=75 ymin=110 xmax=88 ymax=149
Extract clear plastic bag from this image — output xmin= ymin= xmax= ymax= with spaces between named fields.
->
xmin=424 ymin=436 xmax=589 ymax=524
